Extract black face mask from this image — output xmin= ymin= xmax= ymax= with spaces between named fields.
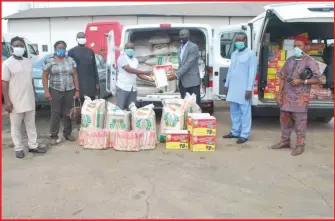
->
xmin=180 ymin=38 xmax=188 ymax=45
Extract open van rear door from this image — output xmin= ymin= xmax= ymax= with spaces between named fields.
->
xmin=264 ymin=3 xmax=334 ymax=23
xmin=106 ymin=30 xmax=117 ymax=96
xmin=213 ymin=25 xmax=247 ymax=100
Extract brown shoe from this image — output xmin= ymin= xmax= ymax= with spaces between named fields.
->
xmin=270 ymin=142 xmax=290 ymax=149
xmin=291 ymin=145 xmax=305 ymax=156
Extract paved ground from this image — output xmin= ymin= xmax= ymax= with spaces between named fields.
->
xmin=2 ymin=100 xmax=334 ymax=218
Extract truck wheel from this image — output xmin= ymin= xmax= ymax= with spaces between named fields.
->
xmin=316 ymin=116 xmax=333 ymax=123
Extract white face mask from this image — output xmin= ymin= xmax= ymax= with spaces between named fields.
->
xmin=12 ymin=47 xmax=25 ymax=57
xmin=77 ymin=38 xmax=87 ymax=45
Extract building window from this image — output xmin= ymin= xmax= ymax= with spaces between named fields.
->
xmin=42 ymin=45 xmax=48 ymax=52
xmin=220 ymin=32 xmax=240 ymax=59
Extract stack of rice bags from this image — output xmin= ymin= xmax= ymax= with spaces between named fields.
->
xmin=159 ymin=93 xmax=201 ymax=142
xmin=78 ymin=96 xmax=109 ymax=149
xmin=134 ymin=33 xmax=179 ymax=93
xmin=111 ymin=103 xmax=157 ymax=152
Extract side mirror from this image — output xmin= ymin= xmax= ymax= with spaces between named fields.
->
xmin=36 ymin=50 xmax=39 ymax=55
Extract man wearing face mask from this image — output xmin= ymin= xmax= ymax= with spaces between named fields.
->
xmin=222 ymin=33 xmax=257 ymax=144
xmin=175 ymin=29 xmax=201 ymax=106
xmin=116 ymin=42 xmax=152 ymax=110
xmin=2 ymin=36 xmax=47 ymax=158
xmin=68 ymin=32 xmax=99 ymax=102
xmin=271 ymin=35 xmax=326 ymax=156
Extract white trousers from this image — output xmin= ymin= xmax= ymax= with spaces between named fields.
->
xmin=9 ymin=110 xmax=38 ymax=151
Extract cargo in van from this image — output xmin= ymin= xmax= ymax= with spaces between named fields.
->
xmin=213 ymin=2 xmax=334 ymax=122
xmin=258 ymin=5 xmax=334 ymax=103
xmin=106 ymin=24 xmax=214 ymax=113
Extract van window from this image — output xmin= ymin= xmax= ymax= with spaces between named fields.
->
xmin=220 ymin=32 xmax=239 ymax=59
xmin=42 ymin=45 xmax=48 ymax=52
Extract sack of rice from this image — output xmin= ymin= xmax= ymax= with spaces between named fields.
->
xmin=138 ymin=63 xmax=153 ymax=72
xmin=141 ymin=130 xmax=157 ymax=150
xmin=159 ymin=99 xmax=186 ymax=142
xmin=145 ymin=56 xmax=169 ymax=66
xmin=131 ymin=104 xmax=157 ymax=132
xmin=83 ymin=128 xmax=109 ymax=150
xmin=134 ymin=39 xmax=152 ymax=47
xmin=134 ymin=45 xmax=153 ymax=57
xmin=81 ymin=96 xmax=106 ymax=129
xmin=169 ymin=41 xmax=181 ymax=53
xmin=114 ymin=130 xmax=142 ymax=152
xmin=148 ymin=33 xmax=171 ymax=45
xmin=152 ymin=44 xmax=171 ymax=56
xmin=183 ymin=93 xmax=202 ymax=113
xmin=78 ymin=127 xmax=88 ymax=146
xmin=165 ymin=56 xmax=179 ymax=70
xmin=105 ymin=102 xmax=130 ymax=148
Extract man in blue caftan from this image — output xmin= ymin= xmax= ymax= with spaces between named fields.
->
xmin=222 ymin=33 xmax=257 ymax=144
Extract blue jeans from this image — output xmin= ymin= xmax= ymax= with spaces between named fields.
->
xmin=230 ymin=102 xmax=252 ymax=139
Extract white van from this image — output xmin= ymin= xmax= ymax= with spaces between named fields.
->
xmin=2 ymin=33 xmax=39 ymax=61
xmin=213 ymin=2 xmax=334 ymax=122
xmin=106 ymin=24 xmax=215 ymax=114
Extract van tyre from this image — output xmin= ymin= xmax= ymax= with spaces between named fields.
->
xmin=316 ymin=116 xmax=333 ymax=123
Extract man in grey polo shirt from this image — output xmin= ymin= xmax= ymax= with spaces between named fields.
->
xmin=116 ymin=42 xmax=152 ymax=110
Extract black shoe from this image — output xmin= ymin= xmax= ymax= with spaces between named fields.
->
xmin=64 ymin=135 xmax=76 ymax=141
xmin=236 ymin=137 xmax=248 ymax=144
xmin=15 ymin=150 xmax=25 ymax=158
xmin=223 ymin=133 xmax=239 ymax=139
xmin=29 ymin=146 xmax=47 ymax=154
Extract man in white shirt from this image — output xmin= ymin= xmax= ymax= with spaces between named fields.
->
xmin=116 ymin=42 xmax=152 ymax=110
xmin=2 ymin=36 xmax=47 ymax=158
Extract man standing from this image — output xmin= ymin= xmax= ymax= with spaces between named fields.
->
xmin=116 ymin=42 xmax=152 ymax=110
xmin=222 ymin=33 xmax=257 ymax=144
xmin=2 ymin=36 xmax=47 ymax=158
xmin=271 ymin=35 xmax=325 ymax=156
xmin=68 ymin=32 xmax=99 ymax=102
xmin=176 ymin=29 xmax=201 ymax=106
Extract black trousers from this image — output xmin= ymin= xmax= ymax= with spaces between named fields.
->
xmin=49 ymin=88 xmax=74 ymax=139
xmin=178 ymin=81 xmax=201 ymax=106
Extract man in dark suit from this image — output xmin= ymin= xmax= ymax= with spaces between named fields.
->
xmin=68 ymin=32 xmax=99 ymax=103
xmin=175 ymin=29 xmax=201 ymax=106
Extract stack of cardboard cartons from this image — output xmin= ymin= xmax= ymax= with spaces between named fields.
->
xmin=189 ymin=115 xmax=217 ymax=152
xmin=165 ymin=113 xmax=217 ymax=152
xmin=265 ymin=44 xmax=286 ymax=99
xmin=165 ymin=130 xmax=189 ymax=150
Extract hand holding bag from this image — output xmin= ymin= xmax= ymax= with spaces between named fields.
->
xmin=69 ymin=98 xmax=82 ymax=121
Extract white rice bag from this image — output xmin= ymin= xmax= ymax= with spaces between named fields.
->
xmin=134 ymin=45 xmax=153 ymax=57
xmin=138 ymin=63 xmax=153 ymax=72
xmin=81 ymin=96 xmax=106 ymax=129
xmin=159 ymin=99 xmax=185 ymax=141
xmin=148 ymin=33 xmax=171 ymax=45
xmin=152 ymin=44 xmax=171 ymax=56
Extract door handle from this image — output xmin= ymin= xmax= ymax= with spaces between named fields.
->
xmin=214 ymin=71 xmax=218 ymax=76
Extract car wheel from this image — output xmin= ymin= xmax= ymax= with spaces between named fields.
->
xmin=316 ymin=116 xmax=333 ymax=123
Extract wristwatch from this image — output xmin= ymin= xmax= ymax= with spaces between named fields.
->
xmin=304 ymin=79 xmax=308 ymax=85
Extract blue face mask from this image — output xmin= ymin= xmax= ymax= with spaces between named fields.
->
xmin=125 ymin=49 xmax=135 ymax=57
xmin=293 ymin=47 xmax=304 ymax=57
xmin=56 ymin=49 xmax=66 ymax=57
xmin=235 ymin=41 xmax=245 ymax=50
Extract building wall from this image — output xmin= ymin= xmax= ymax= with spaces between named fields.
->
xmin=7 ymin=15 xmax=254 ymax=56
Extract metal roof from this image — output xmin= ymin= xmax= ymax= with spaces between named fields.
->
xmin=3 ymin=2 xmax=277 ymax=20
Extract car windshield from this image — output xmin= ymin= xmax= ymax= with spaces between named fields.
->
xmin=33 ymin=54 xmax=52 ymax=68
